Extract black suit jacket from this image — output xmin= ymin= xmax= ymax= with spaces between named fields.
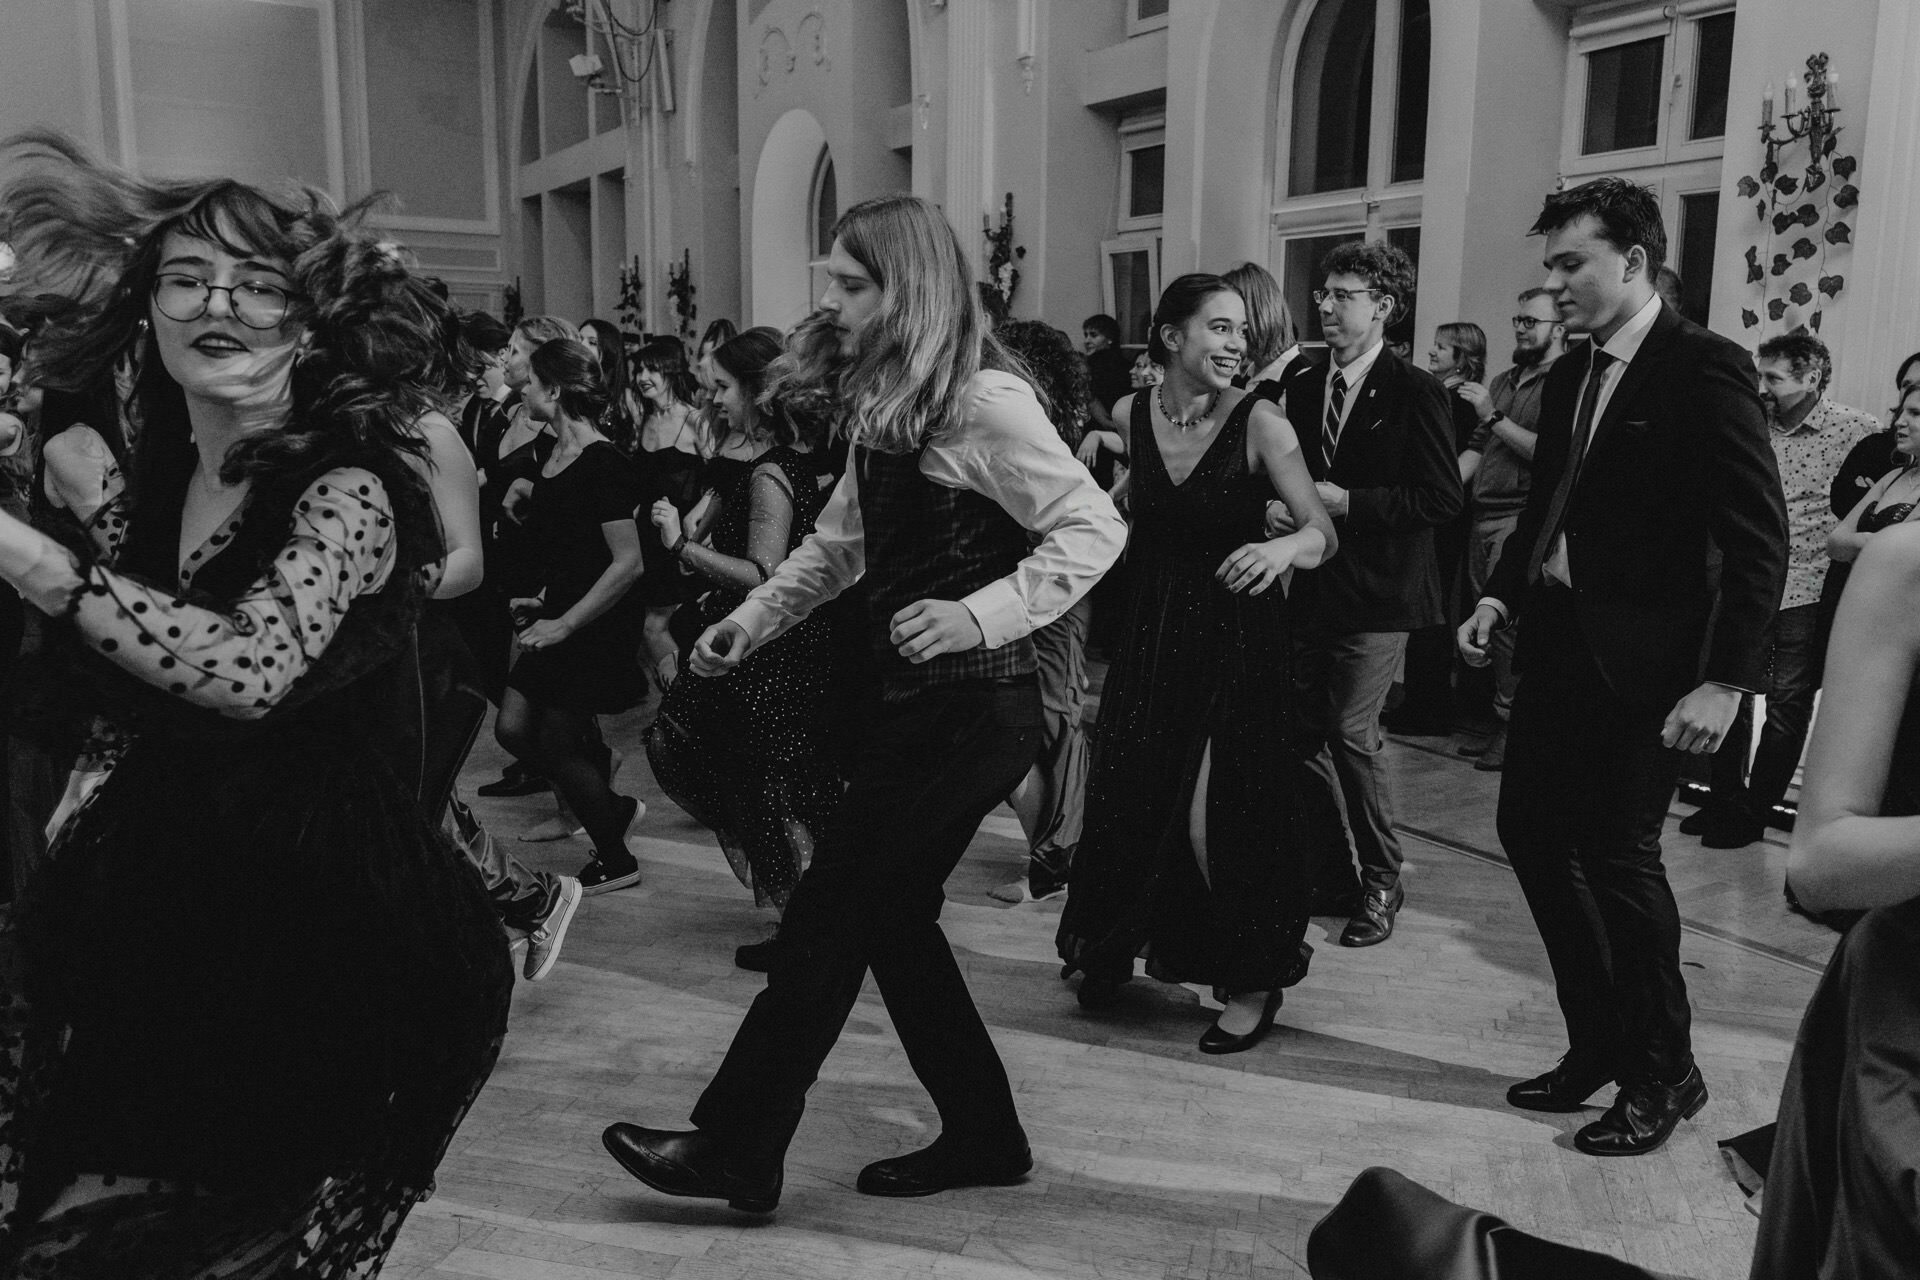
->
xmin=1286 ymin=348 xmax=1465 ymax=632
xmin=1484 ymin=304 xmax=1788 ymax=708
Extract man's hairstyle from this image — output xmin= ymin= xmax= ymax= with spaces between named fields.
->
xmin=1320 ymin=241 xmax=1416 ymax=325
xmin=1221 ymin=261 xmax=1296 ymax=375
xmin=1757 ymin=332 xmax=1832 ymax=392
xmin=1082 ymin=313 xmax=1121 ymax=346
xmin=1530 ymin=177 xmax=1668 ymax=275
xmin=460 ymin=310 xmax=511 ymax=355
xmin=1517 ymin=286 xmax=1556 ymax=306
xmin=1895 ymin=350 xmax=1920 ymax=389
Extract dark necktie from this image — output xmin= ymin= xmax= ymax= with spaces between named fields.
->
xmin=1323 ymin=371 xmax=1349 ymax=468
xmin=1525 ymin=346 xmax=1617 ymax=585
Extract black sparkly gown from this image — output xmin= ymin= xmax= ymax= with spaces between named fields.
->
xmin=645 ymin=445 xmax=844 ymax=908
xmin=1058 ymin=393 xmax=1318 ymax=996
xmin=0 ymin=448 xmax=511 ymax=1276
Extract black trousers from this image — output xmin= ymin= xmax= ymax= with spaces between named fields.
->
xmin=1495 ymin=591 xmax=1693 ymax=1084
xmin=691 ymin=676 xmax=1043 ymax=1165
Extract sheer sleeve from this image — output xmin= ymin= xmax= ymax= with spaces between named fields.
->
xmin=743 ymin=463 xmax=798 ymax=583
xmin=51 ymin=468 xmax=398 ymax=720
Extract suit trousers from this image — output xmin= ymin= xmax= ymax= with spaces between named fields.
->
xmin=1496 ymin=589 xmax=1693 ymax=1084
xmin=1295 ymin=628 xmax=1409 ymax=894
xmin=1707 ymin=603 xmax=1822 ymax=821
xmin=692 ymin=676 xmax=1043 ymax=1166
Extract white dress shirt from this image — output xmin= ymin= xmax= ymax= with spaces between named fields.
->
xmin=1541 ymin=293 xmax=1664 ymax=586
xmin=729 ymin=369 xmax=1128 ymax=655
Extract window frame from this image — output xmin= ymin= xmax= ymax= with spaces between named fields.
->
xmin=1117 ymin=114 xmax=1168 ymax=233
xmin=1128 ymin=0 xmax=1170 ymax=39
xmin=806 ymin=145 xmax=836 ymax=306
xmin=1560 ymin=0 xmax=1734 ymax=180
xmin=1100 ymin=233 xmax=1163 ymax=349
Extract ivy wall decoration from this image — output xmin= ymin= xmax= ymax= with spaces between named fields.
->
xmin=984 ymin=192 xmax=1025 ymax=311
xmin=1735 ymin=52 xmax=1855 ymax=335
xmin=667 ymin=249 xmax=697 ymax=341
xmin=616 ymin=256 xmax=645 ymax=345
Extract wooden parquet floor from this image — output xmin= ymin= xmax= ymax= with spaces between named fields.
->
xmin=387 ymin=706 xmax=1834 ymax=1280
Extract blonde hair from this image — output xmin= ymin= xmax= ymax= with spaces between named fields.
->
xmin=832 ymin=194 xmax=1023 ymax=455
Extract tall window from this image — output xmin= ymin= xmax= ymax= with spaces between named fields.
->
xmin=1274 ymin=0 xmax=1430 ymax=341
xmin=1562 ymin=5 xmax=1734 ymax=324
xmin=1105 ymin=114 xmax=1165 ymax=347
xmin=808 ymin=148 xmax=836 ymax=302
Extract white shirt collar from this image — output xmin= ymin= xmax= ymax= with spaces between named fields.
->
xmin=1595 ymin=293 xmax=1663 ymax=368
xmin=1332 ymin=337 xmax=1386 ymax=387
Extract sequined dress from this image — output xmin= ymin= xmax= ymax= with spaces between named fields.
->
xmin=1058 ymin=392 xmax=1317 ymax=995
xmin=645 ymin=444 xmax=844 ymax=908
xmin=0 ymin=447 xmax=512 ymax=1277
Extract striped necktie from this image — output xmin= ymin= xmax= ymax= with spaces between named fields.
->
xmin=1323 ymin=370 xmax=1349 ymax=466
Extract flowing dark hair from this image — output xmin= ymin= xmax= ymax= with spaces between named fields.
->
xmin=1221 ymin=262 xmax=1295 ymax=375
xmin=633 ymin=336 xmax=701 ymax=410
xmin=761 ymin=312 xmax=843 ymax=449
xmin=2 ymin=129 xmax=440 ymax=566
xmin=529 ymin=338 xmax=612 ymax=427
xmin=578 ymin=316 xmax=636 ymax=448
xmin=697 ymin=317 xmax=738 ymax=361
xmin=711 ymin=326 xmax=811 ymax=449
xmin=997 ymin=321 xmax=1088 ymax=450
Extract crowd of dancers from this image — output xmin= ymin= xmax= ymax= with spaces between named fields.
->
xmin=0 ymin=130 xmax=1913 ymax=1279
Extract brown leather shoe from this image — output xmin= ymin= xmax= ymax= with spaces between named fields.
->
xmin=1506 ymin=1054 xmax=1616 ymax=1112
xmin=1339 ymin=884 xmax=1404 ymax=947
xmin=601 ymin=1123 xmax=781 ymax=1212
xmin=1574 ymin=1065 xmax=1707 ymax=1156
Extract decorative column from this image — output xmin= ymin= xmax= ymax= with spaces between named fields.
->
xmin=943 ymin=0 xmax=992 ymax=272
xmin=1834 ymin=0 xmax=1920 ymax=410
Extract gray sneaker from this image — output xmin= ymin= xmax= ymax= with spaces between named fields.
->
xmin=524 ymin=875 xmax=583 ymax=981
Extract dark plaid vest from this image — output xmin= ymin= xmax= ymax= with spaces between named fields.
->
xmin=857 ymin=445 xmax=1037 ymax=695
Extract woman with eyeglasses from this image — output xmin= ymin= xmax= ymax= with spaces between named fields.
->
xmin=0 ymin=132 xmax=510 ymax=1275
xmin=1058 ymin=273 xmax=1337 ymax=1054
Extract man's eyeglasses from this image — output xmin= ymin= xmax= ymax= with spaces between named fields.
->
xmin=1313 ymin=287 xmax=1381 ymax=306
xmin=1512 ymin=315 xmax=1557 ymax=331
xmin=152 ymin=273 xmax=294 ymax=330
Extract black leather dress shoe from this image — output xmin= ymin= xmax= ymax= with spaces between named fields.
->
xmin=856 ymin=1137 xmax=1033 ymax=1198
xmin=1339 ymin=884 xmax=1404 ymax=947
xmin=601 ymin=1123 xmax=782 ymax=1213
xmin=1574 ymin=1065 xmax=1707 ymax=1156
xmin=1506 ymin=1054 xmax=1616 ymax=1112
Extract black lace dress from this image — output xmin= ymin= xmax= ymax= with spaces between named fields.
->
xmin=1058 ymin=393 xmax=1318 ymax=996
xmin=0 ymin=450 xmax=512 ymax=1277
xmin=645 ymin=445 xmax=844 ymax=908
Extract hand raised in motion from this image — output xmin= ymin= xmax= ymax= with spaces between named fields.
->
xmin=650 ymin=497 xmax=684 ymax=549
xmin=889 ymin=599 xmax=984 ymax=664
xmin=689 ymin=619 xmax=750 ymax=677
xmin=1075 ymin=433 xmax=1104 ymax=468
xmin=1215 ymin=540 xmax=1295 ymax=596
xmin=1456 ymin=381 xmax=1494 ymax=423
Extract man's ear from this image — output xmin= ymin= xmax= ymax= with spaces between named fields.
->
xmin=1622 ymin=244 xmax=1648 ymax=284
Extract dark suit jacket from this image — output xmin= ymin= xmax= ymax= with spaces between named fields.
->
xmin=1484 ymin=304 xmax=1788 ymax=708
xmin=1286 ymin=348 xmax=1465 ymax=632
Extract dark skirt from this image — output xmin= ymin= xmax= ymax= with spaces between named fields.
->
xmin=507 ymin=607 xmax=647 ymax=715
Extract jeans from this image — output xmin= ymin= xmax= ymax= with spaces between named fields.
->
xmin=1295 ymin=628 xmax=1410 ymax=894
xmin=1707 ymin=603 xmax=1822 ymax=821
xmin=691 ymin=677 xmax=1043 ymax=1166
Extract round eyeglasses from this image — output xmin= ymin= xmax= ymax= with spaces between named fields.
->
xmin=152 ymin=272 xmax=294 ymax=330
xmin=1313 ymin=287 xmax=1381 ymax=306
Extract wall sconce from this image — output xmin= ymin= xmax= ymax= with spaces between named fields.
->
xmin=1760 ymin=52 xmax=1840 ymax=190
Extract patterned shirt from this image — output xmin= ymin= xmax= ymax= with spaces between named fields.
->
xmin=1772 ymin=396 xmax=1881 ymax=609
xmin=1467 ymin=356 xmax=1558 ymax=517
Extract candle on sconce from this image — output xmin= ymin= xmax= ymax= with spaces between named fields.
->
xmin=1785 ymin=74 xmax=1800 ymax=114
xmin=1827 ymin=71 xmax=1840 ymax=111
xmin=1762 ymin=81 xmax=1774 ymax=126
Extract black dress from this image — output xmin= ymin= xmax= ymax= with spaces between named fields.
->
xmin=508 ymin=439 xmax=646 ymax=715
xmin=633 ymin=431 xmax=708 ymax=608
xmin=1751 ymin=682 xmax=1920 ymax=1280
xmin=645 ymin=445 xmax=844 ymax=908
xmin=1059 ymin=392 xmax=1317 ymax=995
xmin=0 ymin=450 xmax=512 ymax=1276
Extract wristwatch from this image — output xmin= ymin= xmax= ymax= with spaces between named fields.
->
xmin=670 ymin=531 xmax=689 ymax=557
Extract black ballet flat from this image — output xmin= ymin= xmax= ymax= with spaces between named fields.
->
xmin=1198 ymin=989 xmax=1284 ymax=1055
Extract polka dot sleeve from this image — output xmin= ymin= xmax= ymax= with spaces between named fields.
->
xmin=66 ymin=468 xmax=398 ymax=720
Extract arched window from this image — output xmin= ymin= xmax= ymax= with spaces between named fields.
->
xmin=1273 ymin=0 xmax=1430 ymax=338
xmin=808 ymin=147 xmax=837 ymax=302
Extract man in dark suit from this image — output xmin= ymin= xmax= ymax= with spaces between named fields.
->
xmin=1459 ymin=178 xmax=1788 ymax=1157
xmin=1281 ymin=242 xmax=1464 ymax=948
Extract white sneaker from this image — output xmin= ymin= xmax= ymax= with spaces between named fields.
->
xmin=523 ymin=876 xmax=583 ymax=981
